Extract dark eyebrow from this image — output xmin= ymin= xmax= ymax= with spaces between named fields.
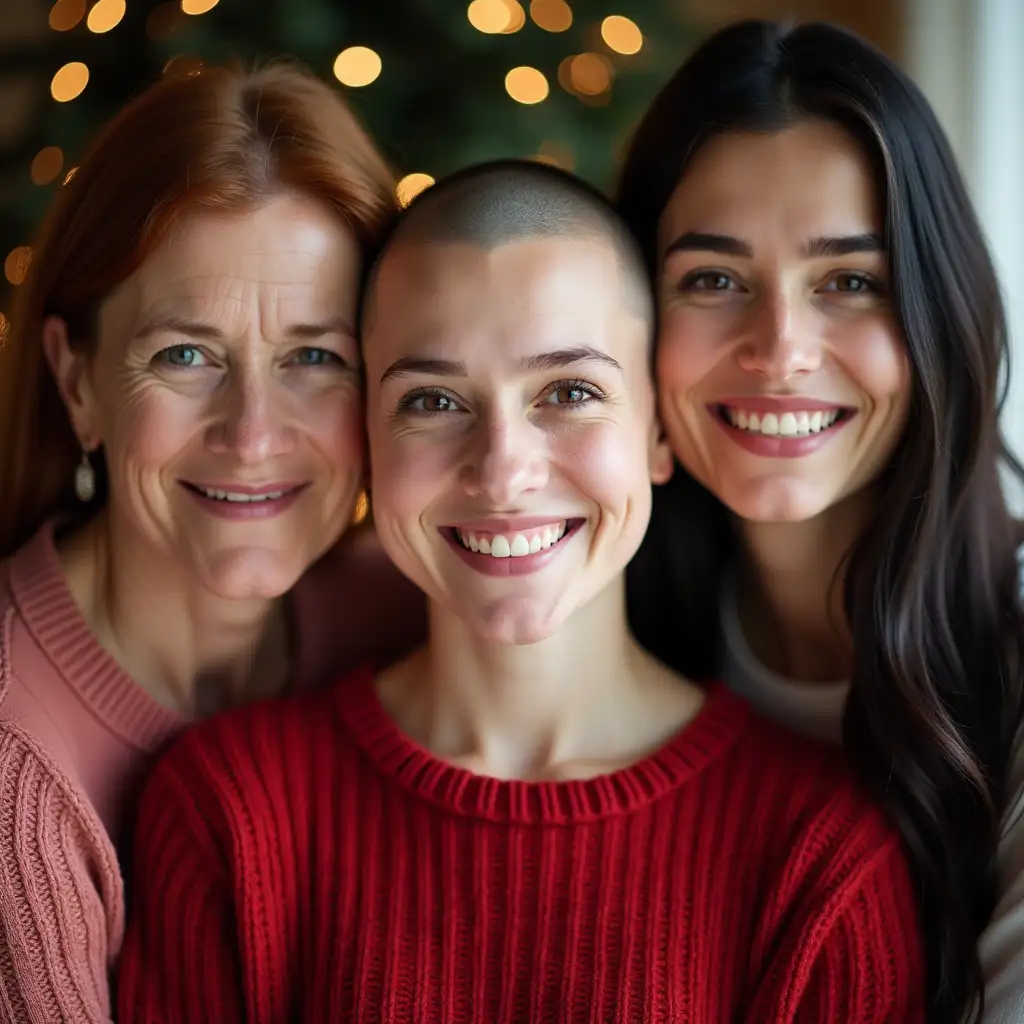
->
xmin=663 ymin=230 xmax=885 ymax=262
xmin=380 ymin=357 xmax=465 ymax=384
xmin=286 ymin=315 xmax=356 ymax=340
xmin=133 ymin=316 xmax=224 ymax=341
xmin=379 ymin=346 xmax=622 ymax=385
xmin=521 ymin=346 xmax=622 ymax=374
xmin=663 ymin=232 xmax=753 ymax=260
xmin=800 ymin=233 xmax=884 ymax=258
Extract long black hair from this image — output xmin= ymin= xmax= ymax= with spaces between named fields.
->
xmin=618 ymin=19 xmax=1024 ymax=1023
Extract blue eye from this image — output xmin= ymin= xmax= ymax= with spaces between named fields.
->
xmin=157 ymin=345 xmax=205 ymax=367
xmin=291 ymin=347 xmax=342 ymax=367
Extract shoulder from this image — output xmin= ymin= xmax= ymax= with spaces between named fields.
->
xmin=726 ymin=704 xmax=904 ymax=868
xmin=149 ymin=668 xmax=366 ymax=832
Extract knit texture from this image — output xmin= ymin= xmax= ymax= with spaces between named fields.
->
xmin=0 ymin=520 xmax=425 ymax=1024
xmin=118 ymin=666 xmax=924 ymax=1023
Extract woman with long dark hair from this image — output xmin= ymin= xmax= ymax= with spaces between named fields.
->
xmin=618 ymin=19 xmax=1024 ymax=1024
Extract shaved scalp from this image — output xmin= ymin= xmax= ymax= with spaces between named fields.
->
xmin=360 ymin=158 xmax=653 ymax=334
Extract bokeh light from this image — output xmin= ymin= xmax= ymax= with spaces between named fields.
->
xmin=86 ymin=0 xmax=126 ymax=33
xmin=51 ymin=62 xmax=89 ymax=102
xmin=568 ymin=53 xmax=613 ymax=96
xmin=4 ymin=248 xmax=32 ymax=287
xmin=601 ymin=15 xmax=643 ymax=55
xmin=333 ymin=47 xmax=382 ymax=87
xmin=529 ymin=0 xmax=571 ymax=32
xmin=30 ymin=147 xmax=64 ymax=186
xmin=505 ymin=66 xmax=549 ymax=104
xmin=181 ymin=0 xmax=220 ymax=14
xmin=396 ymin=173 xmax=435 ymax=207
xmin=48 ymin=0 xmax=86 ymax=31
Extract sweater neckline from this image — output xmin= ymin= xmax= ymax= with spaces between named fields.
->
xmin=335 ymin=666 xmax=750 ymax=824
xmin=7 ymin=520 xmax=188 ymax=753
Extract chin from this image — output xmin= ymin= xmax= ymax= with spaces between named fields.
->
xmin=200 ymin=551 xmax=305 ymax=601
xmin=719 ymin=480 xmax=835 ymax=524
xmin=464 ymin=598 xmax=568 ymax=647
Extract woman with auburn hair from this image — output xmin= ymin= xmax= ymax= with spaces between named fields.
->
xmin=618 ymin=19 xmax=1024 ymax=1023
xmin=0 ymin=61 xmax=419 ymax=1020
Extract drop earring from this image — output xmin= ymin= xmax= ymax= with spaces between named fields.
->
xmin=74 ymin=449 xmax=96 ymax=503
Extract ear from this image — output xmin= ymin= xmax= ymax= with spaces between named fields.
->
xmin=41 ymin=316 xmax=101 ymax=450
xmin=649 ymin=415 xmax=674 ymax=486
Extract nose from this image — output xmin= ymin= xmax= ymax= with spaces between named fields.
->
xmin=206 ymin=370 xmax=296 ymax=463
xmin=736 ymin=290 xmax=822 ymax=380
xmin=460 ymin=411 xmax=549 ymax=506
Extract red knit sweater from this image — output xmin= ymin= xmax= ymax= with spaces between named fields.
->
xmin=117 ymin=669 xmax=923 ymax=1023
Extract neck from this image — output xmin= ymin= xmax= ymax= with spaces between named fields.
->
xmin=381 ymin=577 xmax=699 ymax=780
xmin=58 ymin=508 xmax=289 ymax=716
xmin=734 ymin=490 xmax=873 ymax=683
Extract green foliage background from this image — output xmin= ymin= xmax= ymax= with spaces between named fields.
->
xmin=0 ymin=0 xmax=696 ymax=311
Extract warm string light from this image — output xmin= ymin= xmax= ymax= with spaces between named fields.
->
xmin=30 ymin=147 xmax=64 ymax=185
xmin=467 ymin=0 xmax=525 ymax=35
xmin=333 ymin=47 xmax=382 ymax=87
xmin=505 ymin=66 xmax=548 ymax=104
xmin=529 ymin=0 xmax=571 ymax=32
xmin=50 ymin=62 xmax=89 ymax=102
xmin=87 ymin=0 xmax=126 ymax=33
xmin=181 ymin=0 xmax=220 ymax=14
xmin=49 ymin=0 xmax=86 ymax=31
xmin=601 ymin=15 xmax=643 ymax=55
xmin=4 ymin=248 xmax=32 ymax=287
xmin=396 ymin=173 xmax=435 ymax=207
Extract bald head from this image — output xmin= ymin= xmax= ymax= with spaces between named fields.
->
xmin=361 ymin=159 xmax=653 ymax=333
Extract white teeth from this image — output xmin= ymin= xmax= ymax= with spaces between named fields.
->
xmin=778 ymin=412 xmax=797 ymax=437
xmin=724 ymin=407 xmax=842 ymax=437
xmin=456 ymin=521 xmax=569 ymax=558
xmin=200 ymin=487 xmax=286 ymax=502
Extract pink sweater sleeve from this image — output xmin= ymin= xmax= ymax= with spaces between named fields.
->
xmin=117 ymin=735 xmax=245 ymax=1023
xmin=0 ymin=725 xmax=121 ymax=1023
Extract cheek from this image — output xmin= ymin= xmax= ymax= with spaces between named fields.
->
xmin=98 ymin=383 xmax=204 ymax=473
xmin=655 ymin=311 xmax=725 ymax=401
xmin=554 ymin=422 xmax=647 ymax=510
xmin=368 ymin=429 xmax=459 ymax=522
xmin=835 ymin=322 xmax=910 ymax=408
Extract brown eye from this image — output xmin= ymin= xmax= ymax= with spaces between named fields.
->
xmin=824 ymin=272 xmax=881 ymax=294
xmin=398 ymin=390 xmax=465 ymax=415
xmin=554 ymin=386 xmax=590 ymax=405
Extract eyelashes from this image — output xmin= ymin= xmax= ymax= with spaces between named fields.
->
xmin=393 ymin=378 xmax=606 ymax=418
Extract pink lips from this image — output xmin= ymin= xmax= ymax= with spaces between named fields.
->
xmin=442 ymin=518 xmax=583 ymax=577
xmin=181 ymin=481 xmax=309 ymax=520
xmin=710 ymin=397 xmax=855 ymax=459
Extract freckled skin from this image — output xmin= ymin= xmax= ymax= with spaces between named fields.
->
xmin=364 ymin=237 xmax=673 ymax=645
xmin=59 ymin=195 xmax=366 ymax=600
xmin=655 ymin=122 xmax=912 ymax=523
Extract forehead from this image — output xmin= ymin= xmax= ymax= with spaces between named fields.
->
xmin=367 ymin=237 xmax=641 ymax=362
xmin=111 ymin=196 xmax=358 ymax=320
xmin=661 ymin=121 xmax=882 ymax=245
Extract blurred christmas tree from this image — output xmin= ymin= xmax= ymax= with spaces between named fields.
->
xmin=0 ymin=0 xmax=696 ymax=316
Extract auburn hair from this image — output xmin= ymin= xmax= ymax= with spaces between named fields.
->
xmin=0 ymin=61 xmax=395 ymax=557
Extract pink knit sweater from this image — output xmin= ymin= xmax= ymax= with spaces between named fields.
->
xmin=0 ymin=520 xmax=425 ymax=1023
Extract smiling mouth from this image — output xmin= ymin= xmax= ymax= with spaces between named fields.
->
xmin=181 ymin=482 xmax=305 ymax=504
xmin=444 ymin=519 xmax=584 ymax=559
xmin=715 ymin=405 xmax=854 ymax=437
